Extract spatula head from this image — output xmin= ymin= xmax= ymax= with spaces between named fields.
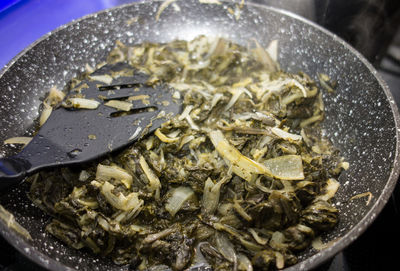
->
xmin=18 ymin=63 xmax=182 ymax=172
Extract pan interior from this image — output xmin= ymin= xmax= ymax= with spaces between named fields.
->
xmin=0 ymin=1 xmax=398 ymax=270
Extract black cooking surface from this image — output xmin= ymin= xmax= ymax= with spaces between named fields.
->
xmin=1 ymin=1 xmax=400 ymax=271
xmin=1 ymin=47 xmax=400 ymax=271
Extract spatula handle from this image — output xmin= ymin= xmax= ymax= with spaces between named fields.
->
xmin=0 ymin=156 xmax=31 ymax=190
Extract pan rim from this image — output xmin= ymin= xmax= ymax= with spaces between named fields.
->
xmin=248 ymin=2 xmax=400 ymax=270
xmin=0 ymin=0 xmax=399 ymax=270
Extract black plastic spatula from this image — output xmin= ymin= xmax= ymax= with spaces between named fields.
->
xmin=0 ymin=63 xmax=182 ymax=189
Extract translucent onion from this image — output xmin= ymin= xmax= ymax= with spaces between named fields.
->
xmin=155 ymin=0 xmax=177 ymax=21
xmin=215 ymin=232 xmax=237 ymax=264
xmin=187 ymin=60 xmax=211 ymax=71
xmin=202 ymin=178 xmax=224 ymax=215
xmin=282 ymin=92 xmax=304 ymax=106
xmin=100 ymin=181 xmax=141 ymax=211
xmin=275 ymin=251 xmax=285 ymax=269
xmin=198 ymin=0 xmax=222 ymax=5
xmin=39 ymin=102 xmax=52 ymax=126
xmin=172 ymin=90 xmax=181 ymax=99
xmin=97 ymin=216 xmax=110 ymax=231
xmin=209 ymin=130 xmax=272 ymax=181
xmin=3 ymin=137 xmax=32 ymax=146
xmin=266 ymin=39 xmax=279 ymax=62
xmin=178 ymin=105 xmax=200 ymax=130
xmin=213 ymin=223 xmax=264 ymax=252
xmin=62 ymin=98 xmax=100 ymax=109
xmin=178 ymin=105 xmax=194 ymax=121
xmin=269 ymin=231 xmax=286 ymax=250
xmin=104 ymin=100 xmax=133 ymax=111
xmin=128 ymin=127 xmax=142 ymax=141
xmin=318 ymin=73 xmax=336 ymax=93
xmin=165 ymin=186 xmax=195 ymax=217
xmin=114 ymin=200 xmax=144 ymax=223
xmin=204 ymin=90 xmax=220 ymax=105
xmin=252 ymin=39 xmax=278 ymax=72
xmin=248 ymin=228 xmax=268 ymax=245
xmin=169 ymin=83 xmax=199 ymax=92
xmin=143 ymin=226 xmax=176 ymax=244
xmin=127 ymin=94 xmax=150 ymax=102
xmin=300 ymin=114 xmax=324 ymax=128
xmin=263 ymin=155 xmax=304 ymax=180
xmin=186 ymin=114 xmax=200 ymax=131
xmin=311 ymin=236 xmax=338 ymax=250
xmin=96 ymin=164 xmax=133 ymax=188
xmin=179 ymin=135 xmax=195 ymax=149
xmin=78 ymin=170 xmax=90 ymax=182
xmin=224 ymin=88 xmax=251 ymax=111
xmin=155 ymin=128 xmax=180 ymax=143
xmin=89 ymin=74 xmax=113 ymax=85
xmin=318 ymin=178 xmax=340 ymax=201
xmin=232 ymin=77 xmax=253 ymax=88
xmin=44 ymin=87 xmax=65 ymax=106
xmin=257 ymin=78 xmax=308 ymax=101
xmin=237 ymin=253 xmax=253 ymax=271
xmin=233 ymin=111 xmax=276 ymax=126
xmin=233 ymin=200 xmax=252 ymax=222
xmin=271 ymin=127 xmax=302 ymax=142
xmin=349 ymin=191 xmax=373 ymax=206
xmin=139 ymin=155 xmax=161 ymax=199
xmin=289 ymin=78 xmax=308 ymax=97
xmin=0 ymin=205 xmax=32 ymax=240
xmin=193 ymin=242 xmax=211 ymax=266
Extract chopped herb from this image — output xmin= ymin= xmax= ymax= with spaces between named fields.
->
xmin=28 ymin=36 xmax=346 ymax=270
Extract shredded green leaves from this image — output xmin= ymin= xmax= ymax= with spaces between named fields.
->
xmin=28 ymin=36 xmax=346 ymax=271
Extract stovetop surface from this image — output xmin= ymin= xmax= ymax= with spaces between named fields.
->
xmin=1 ymin=1 xmax=400 ymax=271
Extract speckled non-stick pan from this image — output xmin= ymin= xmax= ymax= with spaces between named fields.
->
xmin=0 ymin=1 xmax=399 ymax=270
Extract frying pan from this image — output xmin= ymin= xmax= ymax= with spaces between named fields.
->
xmin=0 ymin=0 xmax=399 ymax=270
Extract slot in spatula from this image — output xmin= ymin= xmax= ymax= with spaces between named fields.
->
xmin=0 ymin=62 xmax=182 ymax=189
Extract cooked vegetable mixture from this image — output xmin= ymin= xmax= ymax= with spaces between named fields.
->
xmin=28 ymin=36 xmax=346 ymax=270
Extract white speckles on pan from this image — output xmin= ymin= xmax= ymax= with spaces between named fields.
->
xmin=0 ymin=0 xmax=399 ymax=270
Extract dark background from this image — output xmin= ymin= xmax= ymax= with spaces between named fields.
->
xmin=0 ymin=0 xmax=399 ymax=270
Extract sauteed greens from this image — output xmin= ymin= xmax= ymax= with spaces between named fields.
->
xmin=28 ymin=36 xmax=346 ymax=271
